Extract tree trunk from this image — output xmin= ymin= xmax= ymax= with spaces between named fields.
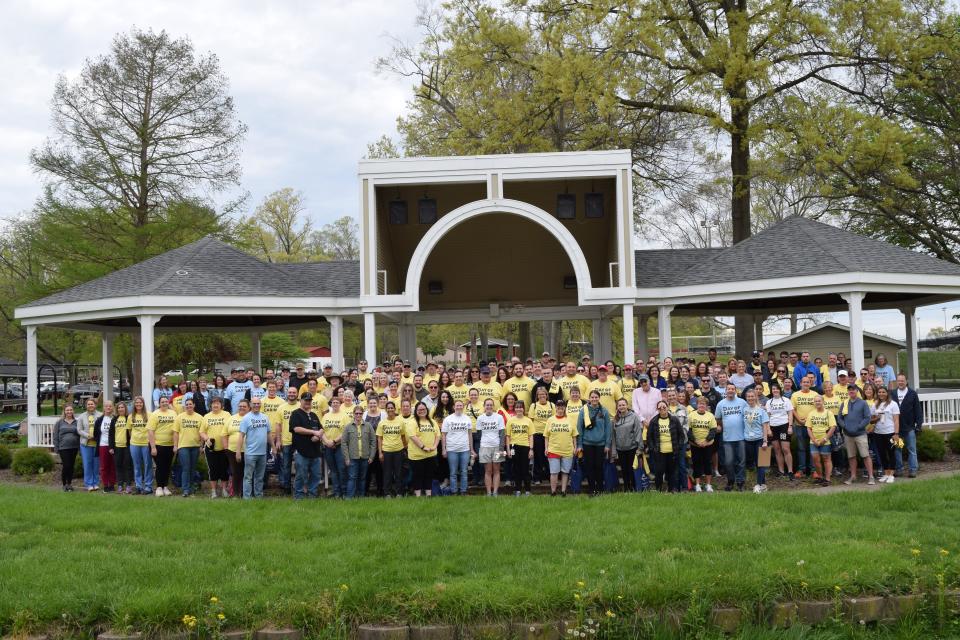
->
xmin=790 ymin=314 xmax=798 ymax=334
xmin=518 ymin=322 xmax=531 ymax=360
xmin=479 ymin=325 xmax=489 ymax=362
xmin=730 ymin=98 xmax=753 ymax=360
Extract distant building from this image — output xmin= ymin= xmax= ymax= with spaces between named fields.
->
xmin=764 ymin=322 xmax=905 ymax=363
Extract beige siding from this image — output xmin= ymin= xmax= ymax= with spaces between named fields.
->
xmin=766 ymin=326 xmax=902 ymax=362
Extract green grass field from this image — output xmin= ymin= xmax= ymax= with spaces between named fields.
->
xmin=899 ymin=351 xmax=960 ymax=384
xmin=1 ymin=478 xmax=959 ymax=636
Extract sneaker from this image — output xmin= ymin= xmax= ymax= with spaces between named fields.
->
xmin=843 ymin=478 xmax=854 ymax=485
xmin=514 ymin=491 xmax=521 ymax=497
xmin=124 ymin=487 xmax=133 ymax=495
xmin=705 ymin=484 xmax=714 ymax=493
xmin=724 ymin=483 xmax=733 ymax=492
xmin=736 ymin=484 xmax=744 ymax=492
xmin=868 ymin=478 xmax=876 ymax=485
xmin=887 ymin=476 xmax=895 ymax=483
xmin=878 ymin=475 xmax=889 ymax=483
xmin=211 ymin=489 xmax=218 ymax=499
xmin=759 ymin=484 xmax=768 ymax=493
xmin=524 ymin=491 xmax=531 ymax=496
xmin=695 ymin=484 xmax=702 ymax=493
xmin=561 ymin=491 xmax=567 ymax=497
xmin=163 ymin=487 xmax=172 ymax=496
xmin=551 ymin=491 xmax=557 ymax=497
xmin=908 ymin=472 xmax=917 ymax=478
xmin=155 ymin=487 xmax=163 ymax=496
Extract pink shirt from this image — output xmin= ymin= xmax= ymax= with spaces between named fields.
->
xmin=631 ymin=387 xmax=662 ymax=425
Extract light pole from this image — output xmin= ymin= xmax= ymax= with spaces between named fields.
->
xmin=944 ymin=307 xmax=949 ymax=332
xmin=700 ymin=219 xmax=712 ymax=248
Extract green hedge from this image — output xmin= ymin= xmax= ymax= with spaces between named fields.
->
xmin=12 ymin=448 xmax=55 ymax=475
xmin=0 ymin=444 xmax=11 ymax=470
xmin=948 ymin=429 xmax=960 ymax=455
xmin=916 ymin=429 xmax=946 ymax=462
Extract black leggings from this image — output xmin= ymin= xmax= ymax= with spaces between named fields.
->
xmin=871 ymin=432 xmax=897 ymax=471
xmin=653 ymin=451 xmax=679 ymax=492
xmin=383 ymin=451 xmax=404 ymax=497
xmin=153 ymin=445 xmax=174 ymax=488
xmin=691 ymin=443 xmax=715 ymax=478
xmin=59 ymin=448 xmax=78 ymax=485
xmin=227 ymin=450 xmax=244 ymax=496
xmin=532 ymin=434 xmax=548 ymax=481
xmin=512 ymin=445 xmax=531 ymax=492
xmin=114 ymin=447 xmax=133 ymax=485
xmin=206 ymin=449 xmax=229 ymax=481
xmin=617 ymin=448 xmax=637 ymax=491
xmin=410 ymin=458 xmax=435 ymax=493
xmin=582 ymin=444 xmax=606 ymax=494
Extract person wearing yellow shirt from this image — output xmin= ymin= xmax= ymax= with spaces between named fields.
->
xmin=321 ymin=396 xmax=352 ymax=498
xmin=806 ymin=394 xmax=837 ymax=486
xmin=376 ymin=400 xmax=407 ymax=498
xmin=544 ymin=400 xmax=578 ymax=496
xmin=472 ymin=367 xmax=503 ymax=410
xmin=274 ymin=386 xmax=300 ymax=494
xmin=821 ymin=381 xmax=843 ymax=416
xmin=108 ymin=401 xmax=133 ymax=494
xmin=558 ymin=361 xmax=590 ymax=401
xmin=620 ymin=365 xmax=639 ymax=397
xmin=422 ymin=362 xmax=440 ymax=386
xmin=506 ymin=400 xmax=534 ymax=496
xmin=147 ymin=395 xmax=178 ymax=496
xmin=171 ymin=380 xmax=188 ymax=414
xmin=200 ymin=396 xmax=232 ymax=498
xmin=172 ymin=398 xmax=204 ymax=496
xmin=128 ymin=396 xmax=153 ymax=495
xmin=791 ymin=377 xmax=821 ymax=479
xmin=260 ymin=381 xmax=284 ymax=424
xmin=645 ymin=400 xmax=684 ymax=493
xmin=407 ymin=401 xmax=440 ymax=497
xmin=225 ymin=399 xmax=249 ymax=498
xmin=565 ymin=386 xmax=585 ymax=430
xmin=587 ymin=366 xmax=622 ymax=416
xmin=447 ymin=370 xmax=471 ymax=406
xmin=299 ymin=372 xmax=328 ymax=398
xmin=357 ymin=359 xmax=372 ymax=383
xmin=502 ymin=362 xmax=536 ymax=408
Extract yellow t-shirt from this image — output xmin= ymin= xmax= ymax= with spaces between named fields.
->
xmin=376 ymin=416 xmax=407 ymax=453
xmin=147 ymin=409 xmax=178 ymax=446
xmin=129 ymin=412 xmax=150 ymax=447
xmin=621 ymin=377 xmax=638 ymax=396
xmin=544 ymin=416 xmax=578 ymax=458
xmin=171 ymin=395 xmax=186 ymax=414
xmin=657 ymin=416 xmax=673 ymax=454
xmin=565 ymin=399 xmax=584 ymax=430
xmin=299 ymin=378 xmax=328 ymax=396
xmin=528 ymin=401 xmax=555 ymax=436
xmin=261 ymin=394 xmax=284 ymax=424
xmin=422 ymin=373 xmax=439 ymax=386
xmin=277 ymin=400 xmax=300 ymax=446
xmin=358 ymin=372 xmax=372 ymax=383
xmin=688 ymin=410 xmax=717 ymax=445
xmin=227 ymin=414 xmax=244 ymax=451
xmin=558 ymin=374 xmax=590 ymax=401
xmin=447 ymin=383 xmax=471 ymax=406
xmin=113 ymin=415 xmax=130 ymax=448
xmin=309 ymin=394 xmax=329 ymax=416
xmin=792 ymin=390 xmax=820 ymax=424
xmin=321 ymin=410 xmax=351 ymax=441
xmin=201 ymin=410 xmax=231 ymax=451
xmin=172 ymin=412 xmax=204 ymax=448
xmin=807 ymin=409 xmax=836 ymax=443
xmin=822 ymin=394 xmax=842 ymax=417
xmin=587 ymin=379 xmax=622 ymax=415
xmin=502 ymin=376 xmax=536 ymax=407
xmin=472 ymin=380 xmax=503 ymax=410
xmin=506 ymin=415 xmax=534 ymax=449
xmin=406 ymin=418 xmax=439 ymax=460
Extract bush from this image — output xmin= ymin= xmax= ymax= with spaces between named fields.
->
xmin=73 ymin=451 xmax=84 ymax=479
xmin=916 ymin=429 xmax=946 ymax=462
xmin=0 ymin=443 xmax=11 ymax=469
xmin=12 ymin=448 xmax=55 ymax=475
xmin=948 ymin=429 xmax=960 ymax=455
xmin=0 ymin=430 xmax=21 ymax=445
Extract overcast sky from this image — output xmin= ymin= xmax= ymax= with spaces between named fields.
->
xmin=1 ymin=0 xmax=956 ymax=341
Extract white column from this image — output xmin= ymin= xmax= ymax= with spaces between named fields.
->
xmin=363 ymin=313 xmax=377 ymax=365
xmin=622 ymin=304 xmax=635 ymax=365
xmin=101 ymin=333 xmax=114 ymax=405
xmin=26 ymin=325 xmax=38 ymax=422
xmin=250 ymin=333 xmax=262 ymax=372
xmin=842 ymin=292 xmax=866 ymax=373
xmin=138 ymin=315 xmax=159 ymax=409
xmin=638 ymin=314 xmax=649 ymax=362
xmin=903 ymin=306 xmax=919 ymax=389
xmin=329 ymin=316 xmax=344 ymax=372
xmin=657 ymin=305 xmax=674 ymax=360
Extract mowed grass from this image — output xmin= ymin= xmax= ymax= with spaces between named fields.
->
xmin=1 ymin=478 xmax=959 ymax=633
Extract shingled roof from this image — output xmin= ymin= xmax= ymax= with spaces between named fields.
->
xmin=22 ymin=236 xmax=362 ymax=308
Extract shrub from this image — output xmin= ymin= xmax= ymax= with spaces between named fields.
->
xmin=947 ymin=429 xmax=960 ymax=455
xmin=916 ymin=429 xmax=946 ymax=462
xmin=0 ymin=443 xmax=11 ymax=469
xmin=12 ymin=448 xmax=55 ymax=475
xmin=0 ymin=429 xmax=21 ymax=445
xmin=73 ymin=451 xmax=84 ymax=479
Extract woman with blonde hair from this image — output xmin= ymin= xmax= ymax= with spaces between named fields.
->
xmin=128 ymin=396 xmax=153 ymax=494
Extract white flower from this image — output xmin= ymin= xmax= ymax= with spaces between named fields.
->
xmin=796 ymin=560 xmax=805 ymax=566
xmin=586 ymin=618 xmax=594 ymax=625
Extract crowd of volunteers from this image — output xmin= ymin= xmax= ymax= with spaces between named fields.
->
xmin=49 ymin=348 xmax=924 ymax=498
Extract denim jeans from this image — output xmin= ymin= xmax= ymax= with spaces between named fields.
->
xmin=895 ymin=429 xmax=918 ymax=474
xmin=323 ymin=446 xmax=347 ymax=497
xmin=447 ymin=450 xmax=470 ymax=494
xmin=280 ymin=445 xmax=294 ymax=491
xmin=676 ymin=442 xmax=688 ymax=492
xmin=130 ymin=444 xmax=153 ymax=491
xmin=294 ymin=452 xmax=322 ymax=499
xmin=745 ymin=439 xmax=767 ymax=484
xmin=80 ymin=445 xmax=99 ymax=488
xmin=178 ymin=447 xmax=199 ymax=495
xmin=794 ymin=425 xmax=811 ymax=474
xmin=346 ymin=458 xmax=369 ymax=498
xmin=722 ymin=440 xmax=746 ymax=485
xmin=243 ymin=454 xmax=266 ymax=498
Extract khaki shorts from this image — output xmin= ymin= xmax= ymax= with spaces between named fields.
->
xmin=479 ymin=446 xmax=504 ymax=464
xmin=844 ymin=433 xmax=870 ymax=458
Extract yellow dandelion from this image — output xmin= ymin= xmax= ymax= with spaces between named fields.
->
xmin=800 ymin=581 xmax=808 ymax=589
xmin=340 ymin=584 xmax=349 ymax=591
xmin=605 ymin=610 xmax=616 ymax=618
xmin=574 ymin=593 xmax=581 ymax=600
xmin=210 ymin=596 xmax=219 ymax=603
xmin=577 ymin=581 xmax=585 ymax=588
xmin=217 ymin=614 xmax=225 ymax=621
xmin=940 ymin=549 xmax=949 ymax=557
xmin=911 ymin=549 xmax=921 ymax=557
xmin=834 ymin=586 xmax=841 ymax=592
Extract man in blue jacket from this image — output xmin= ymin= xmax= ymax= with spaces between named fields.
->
xmin=893 ymin=373 xmax=923 ymax=477
xmin=792 ymin=351 xmax=823 ymax=389
xmin=838 ymin=384 xmax=875 ymax=485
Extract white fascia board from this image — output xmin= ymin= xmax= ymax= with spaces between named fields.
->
xmin=358 ymin=150 xmax=632 ymax=179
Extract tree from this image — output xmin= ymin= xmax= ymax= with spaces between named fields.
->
xmin=250 ymin=188 xmax=312 ymax=262
xmin=310 ymin=216 xmax=360 ymax=261
xmin=259 ymin=333 xmax=308 ymax=369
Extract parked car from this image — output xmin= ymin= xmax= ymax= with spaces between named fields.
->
xmin=164 ymin=369 xmax=184 ymax=378
xmin=39 ymin=381 xmax=69 ymax=397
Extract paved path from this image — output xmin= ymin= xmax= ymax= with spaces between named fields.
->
xmin=806 ymin=469 xmax=960 ymax=495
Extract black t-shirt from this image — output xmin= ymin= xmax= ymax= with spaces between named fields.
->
xmin=289 ymin=408 xmax=322 ymax=458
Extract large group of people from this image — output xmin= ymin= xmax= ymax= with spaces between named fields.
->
xmin=49 ymin=347 xmax=924 ymax=499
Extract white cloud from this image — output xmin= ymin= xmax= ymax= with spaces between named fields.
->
xmin=0 ymin=0 xmax=422 ymax=224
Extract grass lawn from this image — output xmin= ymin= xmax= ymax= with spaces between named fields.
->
xmin=899 ymin=350 xmax=960 ymax=385
xmin=0 ymin=478 xmax=959 ymax=635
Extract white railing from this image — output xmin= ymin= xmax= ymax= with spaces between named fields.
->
xmin=918 ymin=390 xmax=960 ymax=429
xmin=28 ymin=417 xmax=58 ymax=448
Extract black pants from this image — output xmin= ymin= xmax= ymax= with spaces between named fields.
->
xmin=616 ymin=448 xmax=637 ymax=491
xmin=691 ymin=443 xmax=715 ymax=478
xmin=114 ymin=447 xmax=133 ymax=485
xmin=410 ymin=458 xmax=434 ymax=493
xmin=512 ymin=445 xmax=531 ymax=492
xmin=206 ymin=449 xmax=229 ymax=481
xmin=532 ymin=434 xmax=548 ymax=481
xmin=153 ymin=445 xmax=174 ymax=488
xmin=871 ymin=432 xmax=896 ymax=471
xmin=366 ymin=456 xmax=384 ymax=496
xmin=59 ymin=448 xmax=78 ymax=486
xmin=383 ymin=451 xmax=404 ymax=497
xmin=582 ymin=444 xmax=606 ymax=494
xmin=653 ymin=451 xmax=679 ymax=492
xmin=227 ymin=450 xmax=244 ymax=496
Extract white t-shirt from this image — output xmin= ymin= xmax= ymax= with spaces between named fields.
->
xmin=897 ymin=388 xmax=907 ymax=403
xmin=764 ymin=397 xmax=793 ymax=427
xmin=874 ymin=401 xmax=900 ymax=435
xmin=475 ymin=412 xmax=505 ymax=449
xmin=441 ymin=413 xmax=473 ymax=452
xmin=99 ymin=416 xmax=113 ymax=446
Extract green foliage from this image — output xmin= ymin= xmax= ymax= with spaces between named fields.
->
xmin=0 ymin=444 xmax=11 ymax=469
xmin=0 ymin=430 xmax=20 ymax=446
xmin=260 ymin=333 xmax=308 ymax=369
xmin=916 ymin=429 xmax=946 ymax=462
xmin=310 ymin=216 xmax=359 ymax=261
xmin=947 ymin=429 xmax=960 ymax=455
xmin=11 ymin=448 xmax=55 ymax=476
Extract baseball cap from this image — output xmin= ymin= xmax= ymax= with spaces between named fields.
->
xmin=847 ymin=383 xmax=858 ymax=390
xmin=598 ymin=365 xmax=608 ymax=372
xmin=624 ymin=364 xmax=634 ymax=370
xmin=323 ymin=363 xmax=333 ymax=369
xmin=300 ymin=392 xmax=313 ymax=401
xmin=752 ymin=350 xmax=761 ymax=357
xmin=479 ymin=366 xmax=491 ymax=374
xmin=838 ymin=369 xmax=849 ymax=377
xmin=638 ymin=374 xmax=649 ymax=382
xmin=542 ymin=351 xmax=550 ymax=357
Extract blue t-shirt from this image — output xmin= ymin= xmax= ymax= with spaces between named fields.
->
xmin=152 ymin=387 xmax=173 ymax=411
xmin=743 ymin=405 xmax=770 ymax=441
xmin=239 ymin=411 xmax=272 ymax=456
xmin=715 ymin=397 xmax=748 ymax=442
xmin=249 ymin=386 xmax=267 ymax=401
xmin=226 ymin=381 xmax=253 ymax=410
xmin=876 ymin=364 xmax=896 ymax=387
